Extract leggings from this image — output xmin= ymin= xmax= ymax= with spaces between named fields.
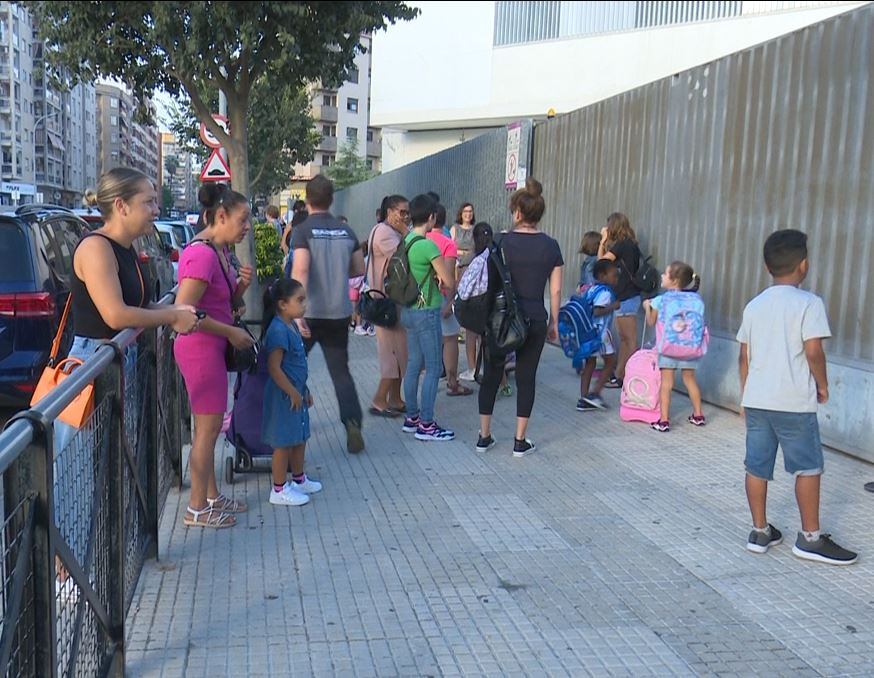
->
xmin=479 ymin=319 xmax=548 ymax=419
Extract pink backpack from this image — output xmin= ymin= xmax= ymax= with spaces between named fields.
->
xmin=620 ymin=347 xmax=661 ymax=424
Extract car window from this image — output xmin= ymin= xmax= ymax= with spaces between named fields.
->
xmin=39 ymin=221 xmax=71 ymax=280
xmin=0 ymin=221 xmax=34 ymax=282
xmin=157 ymin=231 xmax=172 ymax=248
xmin=172 ymin=225 xmax=188 ymax=245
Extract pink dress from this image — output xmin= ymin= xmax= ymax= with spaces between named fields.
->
xmin=174 ymin=243 xmax=237 ymax=414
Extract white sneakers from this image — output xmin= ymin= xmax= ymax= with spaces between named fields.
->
xmin=458 ymin=369 xmax=476 ymax=382
xmin=268 ymin=476 xmax=323 ymax=506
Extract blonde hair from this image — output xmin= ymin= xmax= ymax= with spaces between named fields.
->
xmin=605 ymin=212 xmax=637 ymax=244
xmin=87 ymin=167 xmax=152 ymax=218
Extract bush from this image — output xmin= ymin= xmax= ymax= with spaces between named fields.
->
xmin=254 ymin=221 xmax=283 ymax=283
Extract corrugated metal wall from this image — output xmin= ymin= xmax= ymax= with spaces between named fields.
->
xmin=332 ymin=121 xmax=533 ymax=241
xmin=534 ymin=4 xmax=874 ymax=365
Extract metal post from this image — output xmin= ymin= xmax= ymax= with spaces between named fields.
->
xmin=3 ymin=413 xmax=59 ymax=677
xmin=98 ymin=356 xmax=126 ymax=677
xmin=218 ymin=84 xmax=228 ymax=168
xmin=142 ymin=331 xmax=160 ymax=560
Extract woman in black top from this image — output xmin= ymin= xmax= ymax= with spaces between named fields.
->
xmin=476 ymin=178 xmax=563 ymax=457
xmin=598 ymin=212 xmax=642 ymax=386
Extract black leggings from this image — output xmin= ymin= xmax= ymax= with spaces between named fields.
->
xmin=479 ymin=319 xmax=548 ymax=419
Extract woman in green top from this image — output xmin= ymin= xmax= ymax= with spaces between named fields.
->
xmin=400 ymin=194 xmax=455 ymax=441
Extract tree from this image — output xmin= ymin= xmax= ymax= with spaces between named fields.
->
xmin=162 ymin=184 xmax=174 ymax=215
xmin=164 ymin=154 xmax=179 ymax=211
xmin=327 ymin=139 xmax=375 ymax=189
xmin=167 ymin=78 xmax=320 ymax=200
xmin=25 ymin=1 xmax=419 ymax=311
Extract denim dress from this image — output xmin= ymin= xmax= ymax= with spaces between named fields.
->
xmin=261 ymin=317 xmax=310 ymax=447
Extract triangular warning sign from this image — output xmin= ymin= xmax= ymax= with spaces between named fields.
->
xmin=200 ymin=149 xmax=231 ymax=182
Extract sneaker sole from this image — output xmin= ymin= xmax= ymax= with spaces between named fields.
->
xmin=414 ymin=433 xmax=456 ymax=441
xmin=576 ymin=406 xmax=598 ymax=412
xmin=513 ymin=447 xmax=536 ymax=458
xmin=746 ymin=536 xmax=783 ymax=554
xmin=475 ymin=441 xmax=496 ymax=452
xmin=269 ymin=495 xmax=310 ymax=507
xmin=582 ymin=398 xmax=606 ymax=409
xmin=401 ymin=426 xmax=418 ymax=433
xmin=791 ymin=545 xmax=858 ymax=565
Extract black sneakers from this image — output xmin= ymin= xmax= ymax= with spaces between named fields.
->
xmin=475 ymin=433 xmax=496 ymax=453
xmin=746 ymin=524 xmax=783 ymax=554
xmin=792 ymin=533 xmax=858 ymax=565
xmin=512 ymin=438 xmax=536 ymax=458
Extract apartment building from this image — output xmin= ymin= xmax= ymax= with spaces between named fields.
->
xmin=275 ymin=34 xmax=382 ymax=210
xmin=159 ymin=132 xmax=196 ymax=213
xmin=96 ymin=83 xmax=160 ymax=188
xmin=0 ymin=3 xmax=98 ymax=206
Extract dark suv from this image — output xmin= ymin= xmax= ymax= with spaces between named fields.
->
xmin=0 ymin=205 xmax=88 ymax=406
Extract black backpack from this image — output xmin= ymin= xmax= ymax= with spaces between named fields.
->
xmin=484 ymin=242 xmax=528 ymax=357
xmin=384 ymin=235 xmax=426 ymax=306
xmin=633 ymin=254 xmax=660 ymax=298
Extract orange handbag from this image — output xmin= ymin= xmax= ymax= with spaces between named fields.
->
xmin=30 ymin=295 xmax=95 ymax=428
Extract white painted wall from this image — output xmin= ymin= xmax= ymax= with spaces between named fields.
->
xmin=373 ymin=1 xmax=866 ymax=134
xmin=381 ymin=126 xmax=494 ymax=172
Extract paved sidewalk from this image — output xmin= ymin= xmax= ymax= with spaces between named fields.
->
xmin=127 ymin=336 xmax=874 ymax=677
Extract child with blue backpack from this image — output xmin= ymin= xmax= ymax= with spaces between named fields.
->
xmin=577 ymin=259 xmax=621 ymax=411
xmin=642 ymin=261 xmax=707 ymax=432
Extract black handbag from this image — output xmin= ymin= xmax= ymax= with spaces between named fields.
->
xmin=357 ymin=226 xmax=399 ymax=328
xmin=484 ymin=242 xmax=528 ymax=356
xmin=198 ymin=240 xmax=259 ymax=373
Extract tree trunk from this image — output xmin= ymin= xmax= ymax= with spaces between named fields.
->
xmin=225 ymin=95 xmax=262 ymax=322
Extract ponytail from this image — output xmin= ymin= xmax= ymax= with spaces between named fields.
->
xmin=261 ymin=277 xmax=304 ymax=339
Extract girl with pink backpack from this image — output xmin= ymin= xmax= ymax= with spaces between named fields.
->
xmin=641 ymin=261 xmax=709 ymax=432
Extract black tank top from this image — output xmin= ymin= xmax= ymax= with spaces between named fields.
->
xmin=71 ymin=232 xmax=151 ymax=339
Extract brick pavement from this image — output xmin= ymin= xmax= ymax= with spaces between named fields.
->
xmin=127 ymin=335 xmax=874 ymax=677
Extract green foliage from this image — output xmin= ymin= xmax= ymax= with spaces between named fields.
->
xmin=326 ymin=139 xmax=375 ymax=189
xmin=168 ymin=79 xmax=320 ymax=199
xmin=24 ymin=1 xmax=419 ymax=195
xmin=253 ymin=221 xmax=283 ymax=283
xmin=161 ymin=184 xmax=174 ymax=214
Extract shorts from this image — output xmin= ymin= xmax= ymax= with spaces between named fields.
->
xmin=616 ymin=295 xmax=641 ymax=317
xmin=744 ymin=408 xmax=824 ymax=481
xmin=598 ymin=326 xmax=616 ymax=357
xmin=658 ymin=355 xmax=700 ymax=370
xmin=441 ymin=310 xmax=461 ymax=337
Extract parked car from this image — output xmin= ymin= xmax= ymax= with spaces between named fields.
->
xmin=71 ymin=208 xmax=176 ymax=301
xmin=0 ymin=205 xmax=89 ymax=407
xmin=154 ymin=220 xmax=193 ymax=279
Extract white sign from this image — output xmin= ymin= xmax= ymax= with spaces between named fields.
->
xmin=199 ymin=114 xmax=229 ymax=149
xmin=505 ymin=122 xmax=522 ymax=189
xmin=200 ymin=149 xmax=232 ymax=182
xmin=1 ymin=181 xmax=36 ymax=196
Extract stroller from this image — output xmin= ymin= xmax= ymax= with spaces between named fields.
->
xmin=224 ymin=351 xmax=273 ymax=484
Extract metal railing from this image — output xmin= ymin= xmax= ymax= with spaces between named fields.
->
xmin=0 ymin=290 xmax=190 ymax=677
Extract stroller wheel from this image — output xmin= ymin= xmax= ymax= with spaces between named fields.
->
xmin=224 ymin=456 xmax=234 ymax=485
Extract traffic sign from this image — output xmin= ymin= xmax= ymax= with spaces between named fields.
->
xmin=200 ymin=149 xmax=232 ymax=182
xmin=505 ymin=122 xmax=522 ymax=189
xmin=199 ymin=114 xmax=229 ymax=149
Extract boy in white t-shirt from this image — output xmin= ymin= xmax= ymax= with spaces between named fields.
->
xmin=577 ymin=259 xmax=620 ymax=411
xmin=737 ymin=229 xmax=857 ymax=565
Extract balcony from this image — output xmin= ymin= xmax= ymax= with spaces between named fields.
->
xmin=366 ymin=139 xmax=381 ymax=157
xmin=0 ymin=97 xmax=9 ymax=111
xmin=312 ymin=104 xmax=338 ymax=123
xmin=318 ymin=136 xmax=337 ymax=153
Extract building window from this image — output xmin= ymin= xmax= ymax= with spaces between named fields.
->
xmin=366 ymin=129 xmax=374 ymax=142
xmin=110 ymin=98 xmax=118 ymax=109
xmin=346 ymin=127 xmax=357 ymax=140
xmin=348 ymin=68 xmax=359 ymax=84
xmin=321 ymin=153 xmax=334 ymax=167
xmin=346 ymin=97 xmax=358 ymax=113
xmin=110 ymin=115 xmax=118 ymax=126
xmin=111 ymin=133 xmax=118 ymax=143
xmin=322 ymin=94 xmax=337 ymax=107
xmin=321 ymin=124 xmax=336 ymax=138
xmin=366 ymin=159 xmax=374 ymax=171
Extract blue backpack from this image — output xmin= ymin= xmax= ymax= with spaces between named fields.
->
xmin=558 ymin=284 xmax=611 ymax=370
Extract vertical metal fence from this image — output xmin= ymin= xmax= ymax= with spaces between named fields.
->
xmin=0 ymin=292 xmax=189 ymax=677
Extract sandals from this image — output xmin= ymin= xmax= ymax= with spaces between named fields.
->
xmin=369 ymin=405 xmax=402 ymax=418
xmin=207 ymin=494 xmax=248 ymax=513
xmin=446 ymin=384 xmax=473 ymax=397
xmin=183 ymin=505 xmax=235 ymax=529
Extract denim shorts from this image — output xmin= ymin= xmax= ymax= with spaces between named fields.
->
xmin=658 ymin=355 xmax=700 ymax=370
xmin=616 ymin=295 xmax=641 ymax=317
xmin=744 ymin=408 xmax=824 ymax=481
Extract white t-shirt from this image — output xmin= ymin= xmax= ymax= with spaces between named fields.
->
xmin=736 ymin=285 xmax=831 ymax=413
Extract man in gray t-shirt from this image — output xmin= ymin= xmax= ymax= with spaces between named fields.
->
xmin=291 ymin=175 xmax=366 ymax=453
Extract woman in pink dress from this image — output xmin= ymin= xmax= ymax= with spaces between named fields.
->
xmin=174 ymin=184 xmax=256 ymax=528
